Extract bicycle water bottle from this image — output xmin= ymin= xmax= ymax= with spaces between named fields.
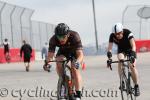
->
xmin=68 ymin=79 xmax=73 ymax=94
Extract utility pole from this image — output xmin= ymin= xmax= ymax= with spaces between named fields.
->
xmin=92 ymin=0 xmax=98 ymax=52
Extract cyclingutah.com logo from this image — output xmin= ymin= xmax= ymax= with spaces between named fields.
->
xmin=0 ymin=87 xmax=57 ymax=100
xmin=81 ymin=87 xmax=119 ymax=98
xmin=0 ymin=86 xmax=119 ymax=100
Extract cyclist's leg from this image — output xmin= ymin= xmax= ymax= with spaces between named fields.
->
xmin=117 ymin=53 xmax=125 ymax=77
xmin=129 ymin=59 xmax=140 ymax=96
xmin=71 ymin=62 xmax=82 ymax=99
xmin=56 ymin=55 xmax=65 ymax=76
xmin=129 ymin=60 xmax=139 ymax=85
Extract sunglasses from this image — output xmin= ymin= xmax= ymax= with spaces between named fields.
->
xmin=115 ymin=32 xmax=123 ymax=36
xmin=56 ymin=35 xmax=67 ymax=40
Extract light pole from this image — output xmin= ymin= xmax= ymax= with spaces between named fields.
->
xmin=92 ymin=0 xmax=99 ymax=52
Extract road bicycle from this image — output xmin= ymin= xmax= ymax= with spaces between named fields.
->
xmin=45 ymin=57 xmax=75 ymax=100
xmin=107 ymin=54 xmax=136 ymax=100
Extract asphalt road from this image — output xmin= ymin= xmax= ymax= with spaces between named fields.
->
xmin=0 ymin=52 xmax=149 ymax=100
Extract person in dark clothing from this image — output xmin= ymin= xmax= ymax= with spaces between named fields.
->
xmin=20 ymin=40 xmax=32 ymax=72
xmin=0 ymin=38 xmax=11 ymax=62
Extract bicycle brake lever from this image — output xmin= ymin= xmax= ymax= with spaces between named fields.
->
xmin=107 ymin=59 xmax=112 ymax=70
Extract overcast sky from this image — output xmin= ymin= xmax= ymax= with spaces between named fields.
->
xmin=1 ymin=0 xmax=150 ymax=46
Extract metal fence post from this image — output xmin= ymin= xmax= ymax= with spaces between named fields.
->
xmin=29 ymin=10 xmax=34 ymax=47
xmin=0 ymin=2 xmax=6 ymax=43
xmin=20 ymin=8 xmax=25 ymax=42
xmin=10 ymin=6 xmax=16 ymax=47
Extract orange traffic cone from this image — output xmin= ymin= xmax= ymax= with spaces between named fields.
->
xmin=82 ymin=62 xmax=86 ymax=70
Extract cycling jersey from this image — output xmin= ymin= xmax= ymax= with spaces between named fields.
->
xmin=49 ymin=30 xmax=83 ymax=58
xmin=109 ymin=29 xmax=134 ymax=53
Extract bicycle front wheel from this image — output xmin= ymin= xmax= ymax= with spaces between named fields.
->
xmin=120 ymin=73 xmax=128 ymax=100
xmin=120 ymin=73 xmax=136 ymax=100
xmin=127 ymin=72 xmax=136 ymax=100
xmin=57 ymin=77 xmax=69 ymax=100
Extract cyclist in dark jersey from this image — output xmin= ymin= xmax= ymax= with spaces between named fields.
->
xmin=46 ymin=23 xmax=84 ymax=100
xmin=107 ymin=23 xmax=140 ymax=96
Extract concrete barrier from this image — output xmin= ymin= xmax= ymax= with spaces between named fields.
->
xmin=0 ymin=48 xmax=35 ymax=63
xmin=135 ymin=40 xmax=150 ymax=52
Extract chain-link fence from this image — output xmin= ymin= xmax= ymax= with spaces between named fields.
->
xmin=122 ymin=5 xmax=150 ymax=40
xmin=0 ymin=1 xmax=55 ymax=51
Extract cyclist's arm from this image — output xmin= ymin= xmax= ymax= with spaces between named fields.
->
xmin=76 ymin=49 xmax=84 ymax=63
xmin=107 ymin=42 xmax=113 ymax=52
xmin=47 ymin=35 xmax=56 ymax=61
xmin=47 ymin=52 xmax=55 ymax=61
xmin=129 ymin=38 xmax=136 ymax=52
xmin=108 ymin=33 xmax=114 ymax=52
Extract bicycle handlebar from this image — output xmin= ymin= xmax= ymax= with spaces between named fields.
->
xmin=110 ymin=59 xmax=130 ymax=64
xmin=44 ymin=59 xmax=68 ymax=64
xmin=107 ymin=59 xmax=131 ymax=70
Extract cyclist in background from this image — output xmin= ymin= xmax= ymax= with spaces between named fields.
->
xmin=107 ymin=23 xmax=140 ymax=96
xmin=45 ymin=23 xmax=84 ymax=100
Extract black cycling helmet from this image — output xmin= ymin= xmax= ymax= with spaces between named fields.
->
xmin=54 ymin=23 xmax=69 ymax=36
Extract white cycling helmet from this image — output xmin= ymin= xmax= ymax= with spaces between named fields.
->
xmin=112 ymin=23 xmax=123 ymax=33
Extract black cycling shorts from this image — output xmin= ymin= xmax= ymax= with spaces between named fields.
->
xmin=56 ymin=49 xmax=77 ymax=61
xmin=117 ymin=49 xmax=137 ymax=58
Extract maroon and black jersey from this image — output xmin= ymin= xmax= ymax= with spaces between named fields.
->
xmin=49 ymin=30 xmax=83 ymax=58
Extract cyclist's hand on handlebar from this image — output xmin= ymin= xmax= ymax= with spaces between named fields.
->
xmin=44 ymin=59 xmax=50 ymax=66
xmin=129 ymin=51 xmax=136 ymax=63
xmin=129 ymin=56 xmax=135 ymax=64
xmin=107 ymin=59 xmax=112 ymax=70
xmin=107 ymin=51 xmax=112 ymax=59
xmin=73 ymin=60 xmax=80 ymax=69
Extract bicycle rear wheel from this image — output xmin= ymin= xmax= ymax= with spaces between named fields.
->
xmin=57 ymin=77 xmax=69 ymax=100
